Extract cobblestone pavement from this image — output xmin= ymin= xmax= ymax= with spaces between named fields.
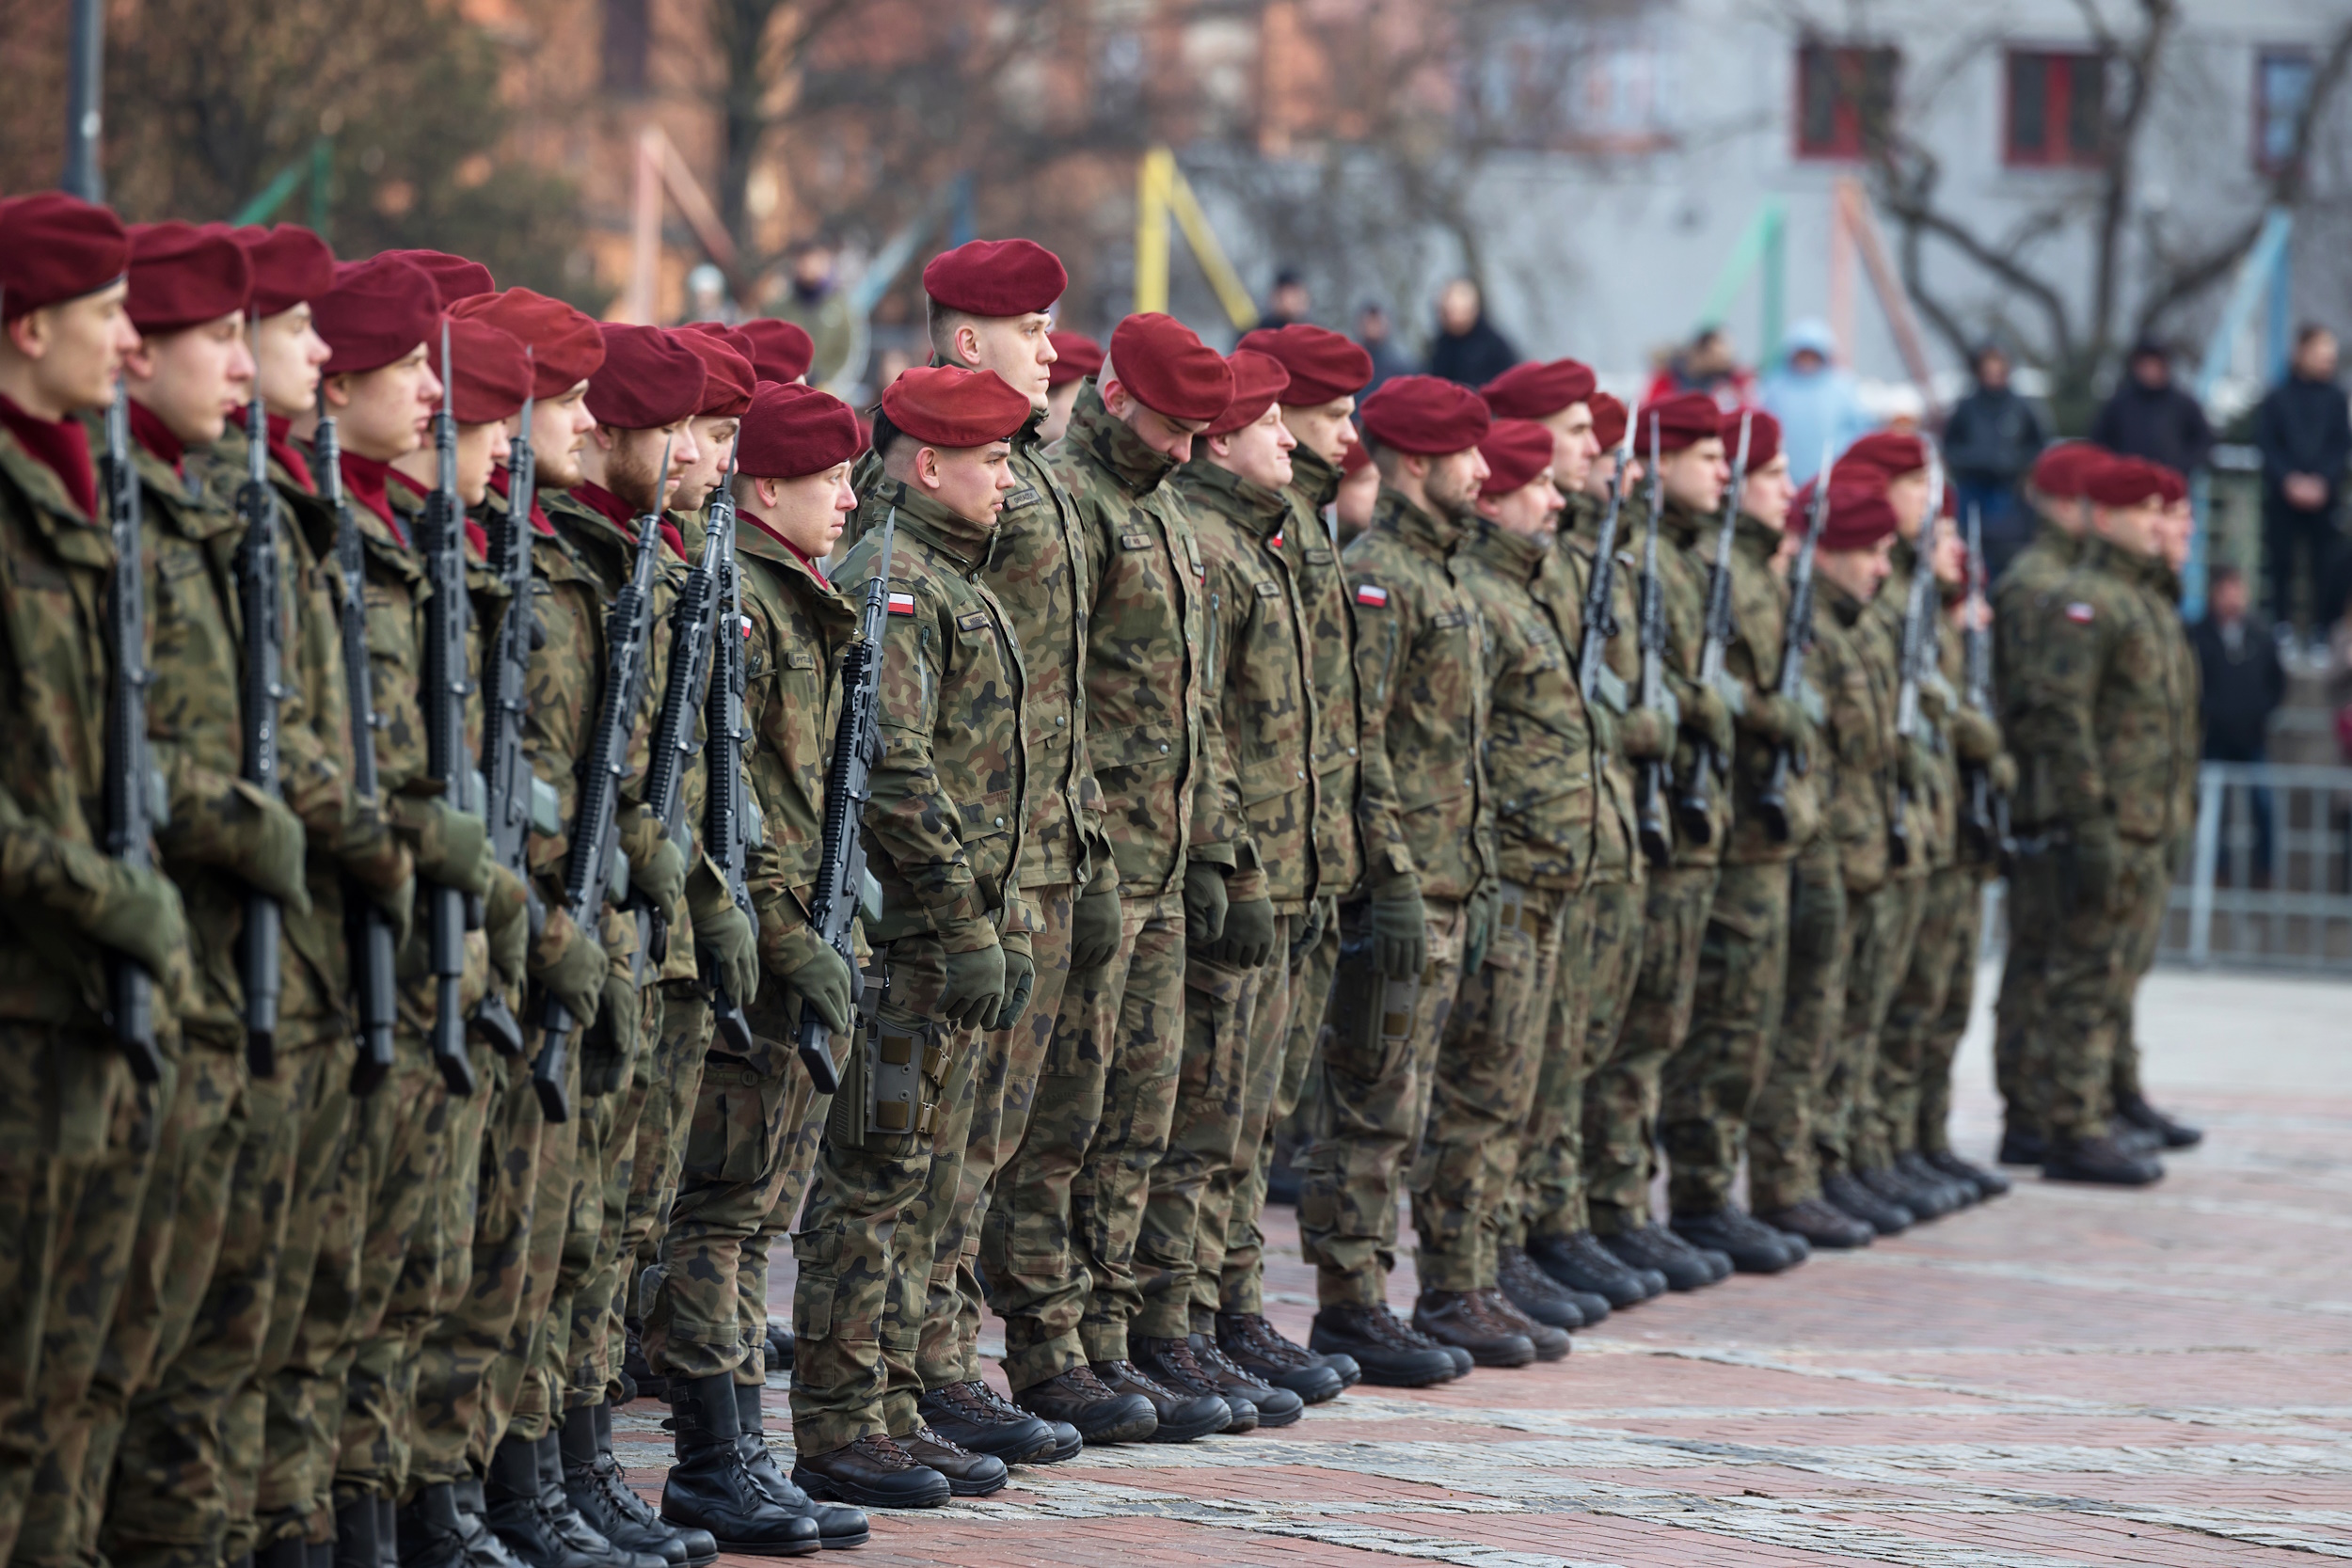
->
xmin=617 ymin=963 xmax=2352 ymax=1565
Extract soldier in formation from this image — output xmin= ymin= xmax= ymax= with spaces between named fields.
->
xmin=0 ymin=192 xmax=2210 ymax=1560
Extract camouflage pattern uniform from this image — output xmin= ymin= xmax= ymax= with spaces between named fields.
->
xmin=791 ymin=475 xmax=1027 ymax=1452
xmin=1917 ymin=620 xmax=2008 ymax=1160
xmin=1151 ymin=456 xmax=1308 ymax=1336
xmin=1451 ymin=520 xmax=1594 ymax=1283
xmin=0 ymin=424 xmax=177 ymax=1565
xmin=1296 ymin=485 xmax=1495 ymax=1307
xmin=984 ymin=384 xmax=1227 ymax=1388
xmin=1661 ymin=511 xmax=1815 ymax=1217
xmin=1586 ymin=496 xmax=1728 ymax=1240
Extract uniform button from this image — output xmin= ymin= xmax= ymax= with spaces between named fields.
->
xmin=994 ymin=816 xmax=1005 ymax=828
xmin=1347 ymin=747 xmax=1358 ymax=757
xmin=1296 ymin=769 xmax=1306 ymax=780
xmin=1057 ymin=715 xmax=1067 ymax=726
xmin=1159 ymin=742 xmax=1170 ymax=753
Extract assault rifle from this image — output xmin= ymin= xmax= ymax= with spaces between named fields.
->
xmin=642 ymin=495 xmax=724 ymax=972
xmin=532 ymin=467 xmax=665 ymax=1121
xmin=1676 ymin=410 xmax=1752 ymax=843
xmin=419 ymin=323 xmax=478 ymax=1094
xmin=315 ymin=402 xmax=399 ymax=1094
xmin=1961 ymin=504 xmax=2012 ymax=863
xmin=797 ymin=507 xmax=898 ymax=1094
xmin=1757 ymin=445 xmax=1835 ymax=842
xmin=100 ymin=388 xmax=164 ymax=1085
xmin=1887 ymin=446 xmax=1945 ymax=871
xmin=469 ymin=378 xmax=540 ymax=1061
xmin=699 ymin=464 xmax=758 ymax=1054
xmin=1632 ymin=415 xmax=1675 ymax=867
xmin=1576 ymin=396 xmax=1640 ymax=705
xmin=232 ymin=365 xmax=288 ymax=1078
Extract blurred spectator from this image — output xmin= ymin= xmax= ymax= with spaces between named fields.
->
xmin=1425 ymin=277 xmax=1518 ymax=386
xmin=1354 ymin=303 xmax=1411 ymax=395
xmin=2091 ymin=338 xmax=2212 ymax=476
xmin=1262 ymin=269 xmax=1311 ymax=329
xmin=2193 ymin=565 xmax=2286 ymax=877
xmin=1644 ymin=325 xmax=1754 ymax=412
xmin=770 ymin=238 xmax=857 ymax=389
xmin=1760 ymin=318 xmax=1870 ymax=483
xmin=2253 ymin=325 xmax=2350 ymax=643
xmin=1944 ymin=343 xmax=2049 ymax=583
xmin=683 ymin=262 xmax=735 ymax=325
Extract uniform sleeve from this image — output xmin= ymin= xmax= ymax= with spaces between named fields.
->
xmin=863 ymin=580 xmax=983 ymax=930
xmin=2000 ymin=588 xmax=2111 ymax=825
xmin=1820 ymin=633 xmax=1880 ymax=773
xmin=1345 ymin=543 xmax=1417 ymax=887
xmin=1188 ymin=535 xmax=1260 ymax=892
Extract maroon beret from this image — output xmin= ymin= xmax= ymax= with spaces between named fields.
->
xmin=1802 ymin=483 xmax=1900 ymax=551
xmin=380 ymin=249 xmax=495 ymax=309
xmin=315 ymin=256 xmax=441 ymax=376
xmin=737 ymin=383 xmax=863 ymax=480
xmin=2083 ymin=454 xmax=2169 ymax=509
xmin=1047 ymin=330 xmax=1103 ymax=388
xmin=228 ymin=225 xmax=335 ymax=317
xmin=1589 ymin=392 xmax=1629 ymax=451
xmin=1204 ymin=350 xmax=1292 ymax=438
xmin=1724 ymin=407 xmax=1782 ymax=473
xmin=1340 ymin=437 xmax=1375 ymax=476
xmin=1107 ymin=312 xmax=1233 ymax=422
xmin=1359 ymin=373 xmax=1491 ymax=456
xmin=452 ymin=288 xmax=605 ymax=399
xmin=586 ymin=324 xmax=706 ymax=431
xmin=2029 ymin=441 xmax=2103 ymax=500
xmin=1478 ymin=419 xmax=1557 ymax=499
xmin=730 ymin=318 xmax=814 ymax=385
xmin=2153 ymin=464 xmax=2187 ymax=506
xmin=882 ymin=365 xmax=1031 ymax=449
xmin=1236 ymin=324 xmax=1374 ymax=404
xmin=1842 ymin=430 xmax=1928 ymax=478
xmin=922 ymin=238 xmax=1068 ymax=319
xmin=1643 ymin=390 xmax=1722 ymax=454
xmin=446 ymin=318 xmax=532 ymax=425
xmin=675 ymin=330 xmax=755 ymax=419
xmin=1480 ymin=358 xmax=1597 ymax=420
xmin=0 ymin=192 xmax=130 ymax=321
xmin=125 ymin=222 xmax=251 ymax=336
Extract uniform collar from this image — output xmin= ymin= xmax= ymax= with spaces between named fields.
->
xmin=1733 ymin=511 xmax=1783 ymax=562
xmin=1177 ymin=456 xmax=1287 ymax=538
xmin=0 ymin=393 xmax=97 ymax=521
xmin=1287 ymin=445 xmax=1342 ymax=513
xmin=866 ymin=475 xmax=996 ymax=567
xmin=1822 ymin=575 xmax=1869 ymax=627
xmin=1065 ymin=384 xmax=1179 ymax=498
xmin=1469 ymin=518 xmax=1550 ymax=582
xmin=1658 ymin=495 xmax=1709 ymax=546
xmin=1375 ymin=483 xmax=1470 ymax=559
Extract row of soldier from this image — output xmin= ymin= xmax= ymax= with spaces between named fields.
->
xmin=0 ymin=191 xmax=2202 ymax=1566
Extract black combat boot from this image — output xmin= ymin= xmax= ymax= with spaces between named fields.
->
xmin=1527 ymin=1230 xmax=1662 ymax=1306
xmin=2043 ymin=1133 xmax=2163 ymax=1186
xmin=1925 ymin=1148 xmax=2010 ymax=1199
xmin=1477 ymin=1289 xmax=1568 ymax=1363
xmin=451 ymin=1477 xmax=527 ymax=1568
xmin=560 ymin=1402 xmax=716 ymax=1568
xmin=484 ymin=1433 xmax=656 ymax=1568
xmin=1599 ymin=1225 xmax=1719 ymax=1291
xmin=1670 ymin=1207 xmax=1801 ymax=1274
xmin=762 ymin=1318 xmax=795 ymax=1373
xmin=393 ymin=1486 xmax=468 ymax=1568
xmin=1188 ymin=1332 xmax=1305 ymax=1427
xmin=914 ymin=1380 xmax=1057 ymax=1464
xmin=377 ymin=1497 xmax=401 ymax=1568
xmin=1822 ymin=1171 xmax=1913 ymax=1234
xmin=622 ymin=1323 xmax=662 ymax=1405
xmin=1862 ymin=1163 xmax=1955 ymax=1220
xmin=788 ymin=1436 xmax=949 ymax=1512
xmin=1997 ymin=1124 xmax=2049 ymax=1166
xmin=892 ymin=1429 xmax=1007 ymax=1497
xmin=265 ymin=1532 xmax=311 ymax=1568
xmin=1011 ymin=1366 xmax=1157 ymax=1446
xmin=1307 ymin=1302 xmax=1460 ymax=1387
xmin=337 ymin=1497 xmax=382 ymax=1568
xmin=731 ymin=1381 xmax=869 ymax=1548
xmin=2116 ymin=1092 xmax=2202 ymax=1149
xmin=1093 ymin=1354 xmax=1234 ymax=1442
xmin=1899 ymin=1150 xmax=1979 ymax=1212
xmin=1412 ymin=1290 xmax=1534 ymax=1368
xmin=1215 ymin=1311 xmax=1347 ymax=1403
xmin=1496 ymin=1246 xmax=1589 ymax=1328
xmin=1757 ymin=1198 xmax=1875 ymax=1250
xmin=652 ymin=1371 xmax=822 ymax=1555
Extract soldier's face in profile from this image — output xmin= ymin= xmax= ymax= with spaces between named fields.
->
xmin=1660 ymin=438 xmax=1726 ymax=515
xmin=1423 ymin=445 xmax=1489 ymax=525
xmin=1279 ymin=397 xmax=1358 ymax=468
xmin=329 ymin=343 xmax=439 ymax=462
xmin=674 ymin=413 xmax=740 ymax=513
xmin=1104 ymin=376 xmax=1209 ymax=464
xmin=753 ymin=462 xmax=854 ymax=557
xmin=1543 ymin=403 xmax=1598 ymax=494
xmin=1210 ymin=403 xmax=1295 ymax=492
xmin=960 ymin=313 xmax=1056 ymax=410
xmin=1886 ymin=469 xmax=1930 ymax=537
xmin=252 ymin=305 xmax=330 ymax=420
xmin=920 ymin=439 xmax=1016 ymax=529
xmin=1335 ymin=455 xmax=1379 ymax=534
xmin=1480 ymin=472 xmax=1562 ymax=542
xmin=123 ymin=311 xmax=254 ymax=447
xmin=454 ymin=419 xmax=512 ymax=508
xmin=1744 ymin=453 xmax=1792 ymax=530
xmin=532 ymin=382 xmax=596 ymax=491
xmin=5 ymin=281 xmax=138 ymax=418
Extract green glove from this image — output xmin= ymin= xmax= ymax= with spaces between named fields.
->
xmin=1745 ymin=691 xmax=1804 ymax=745
xmin=1210 ymin=895 xmax=1277 ymax=969
xmin=1369 ymin=877 xmax=1427 ymax=979
xmin=582 ymin=970 xmax=640 ymax=1097
xmin=937 ymin=938 xmax=1006 ymax=1030
xmin=1462 ymin=883 xmax=1496 ymax=976
xmin=1895 ymin=736 xmax=1924 ymax=791
xmin=991 ymin=936 xmax=1035 ymax=1033
xmin=225 ymin=788 xmax=311 ymax=912
xmin=1289 ymin=895 xmax=1331 ymax=962
xmin=79 ymin=856 xmax=192 ymax=1000
xmin=688 ymin=867 xmax=759 ymax=1006
xmin=1069 ymin=877 xmax=1123 ymax=973
xmin=1618 ymin=706 xmax=1671 ymax=761
xmin=1990 ymin=752 xmax=2019 ymax=796
xmin=630 ymin=837 xmax=688 ymax=921
xmin=780 ymin=942 xmax=854 ymax=1037
xmin=1183 ymin=861 xmax=1229 ymax=945
xmin=410 ymin=797 xmax=492 ymax=900
xmin=1682 ymin=681 xmax=1735 ymax=756
xmin=485 ymin=867 xmax=529 ymax=991
xmin=1951 ymin=706 xmax=2002 ymax=765
xmin=530 ymin=906 xmax=607 ymax=1030
xmin=2069 ymin=816 xmax=2121 ymax=917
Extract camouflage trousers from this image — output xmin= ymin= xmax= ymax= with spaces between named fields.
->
xmin=1917 ymin=875 xmax=1990 ymax=1157
xmin=1492 ymin=888 xmax=1594 ymax=1250
xmin=1661 ymin=862 xmax=1792 ymax=1215
xmin=1418 ymin=882 xmax=1567 ymax=1290
xmin=983 ymin=893 xmax=1185 ymax=1388
xmin=1583 ymin=867 xmax=1717 ymax=1237
xmin=621 ymin=986 xmax=718 ymax=1346
xmin=1219 ymin=900 xmax=1338 ymax=1317
xmin=0 ymin=1026 xmax=162 ymax=1566
xmin=1748 ymin=838 xmax=1845 ymax=1214
xmin=1994 ymin=848 xmax=2063 ymax=1140
xmin=739 ymin=1048 xmax=835 ymax=1387
xmin=1873 ymin=866 xmax=1980 ymax=1164
xmin=2107 ymin=840 xmax=2173 ymax=1109
xmin=1295 ymin=895 xmax=1469 ymax=1308
xmin=560 ymin=981 xmax=662 ymax=1410
xmin=918 ymin=884 xmax=1075 ymax=1390
xmin=480 ymin=1038 xmax=579 ymax=1451
xmin=1817 ymin=878 xmax=1924 ymax=1180
xmin=2035 ymin=840 xmax=2169 ymax=1141
xmin=790 ymin=934 xmax=979 ymax=1454
xmin=1530 ymin=878 xmax=1642 ymax=1242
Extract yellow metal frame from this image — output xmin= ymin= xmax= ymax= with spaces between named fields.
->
xmin=1134 ymin=147 xmax=1259 ymax=329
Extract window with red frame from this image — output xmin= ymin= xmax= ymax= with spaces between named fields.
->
xmin=1796 ymin=44 xmax=1899 ymax=160
xmin=2005 ymin=49 xmax=2106 ymax=166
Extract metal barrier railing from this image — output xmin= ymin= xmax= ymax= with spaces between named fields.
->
xmin=2164 ymin=761 xmax=2352 ymax=971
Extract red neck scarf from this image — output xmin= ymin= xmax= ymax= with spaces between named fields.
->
xmin=338 ymin=450 xmax=405 ymax=543
xmin=261 ymin=410 xmax=315 ymax=492
xmin=488 ymin=465 xmax=558 ymax=538
xmin=740 ymin=507 xmax=828 ymax=583
xmin=573 ymin=481 xmax=685 ymax=561
xmin=127 ymin=399 xmax=184 ymax=475
xmin=0 ymin=393 xmax=98 ymax=519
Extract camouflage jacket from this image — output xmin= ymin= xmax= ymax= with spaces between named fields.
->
xmin=1173 ymin=458 xmax=1314 ymax=911
xmin=1867 ymin=535 xmax=1959 ymax=876
xmin=1557 ymin=492 xmax=1644 ymax=890
xmin=1815 ymin=578 xmax=1894 ymax=895
xmin=1994 ymin=516 xmax=2083 ymax=613
xmin=837 ymin=479 xmax=1028 ymax=948
xmin=1647 ymin=497 xmax=1735 ymax=865
xmin=2004 ymin=542 xmax=2196 ymax=845
xmin=1462 ymin=522 xmax=1594 ymax=893
xmin=734 ymin=511 xmax=855 ymax=979
xmin=1279 ymin=447 xmax=1363 ymax=901
xmin=0 ymin=421 xmax=154 ymax=1027
xmin=1048 ymin=385 xmax=1232 ymax=900
xmin=2146 ymin=568 xmax=2201 ymax=851
xmin=1699 ymin=512 xmax=1820 ymax=863
xmin=1343 ymin=486 xmax=1496 ymax=902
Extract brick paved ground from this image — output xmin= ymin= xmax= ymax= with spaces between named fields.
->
xmin=617 ymin=963 xmax=2352 ymax=1564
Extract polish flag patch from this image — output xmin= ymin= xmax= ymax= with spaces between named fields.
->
xmin=1270 ymin=532 xmax=1284 ymax=549
xmin=1356 ymin=583 xmax=1389 ymax=608
xmin=2065 ymin=601 xmax=2095 ymax=624
xmin=887 ymin=591 xmax=917 ymax=615
xmin=738 ymin=614 xmax=754 ymax=639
